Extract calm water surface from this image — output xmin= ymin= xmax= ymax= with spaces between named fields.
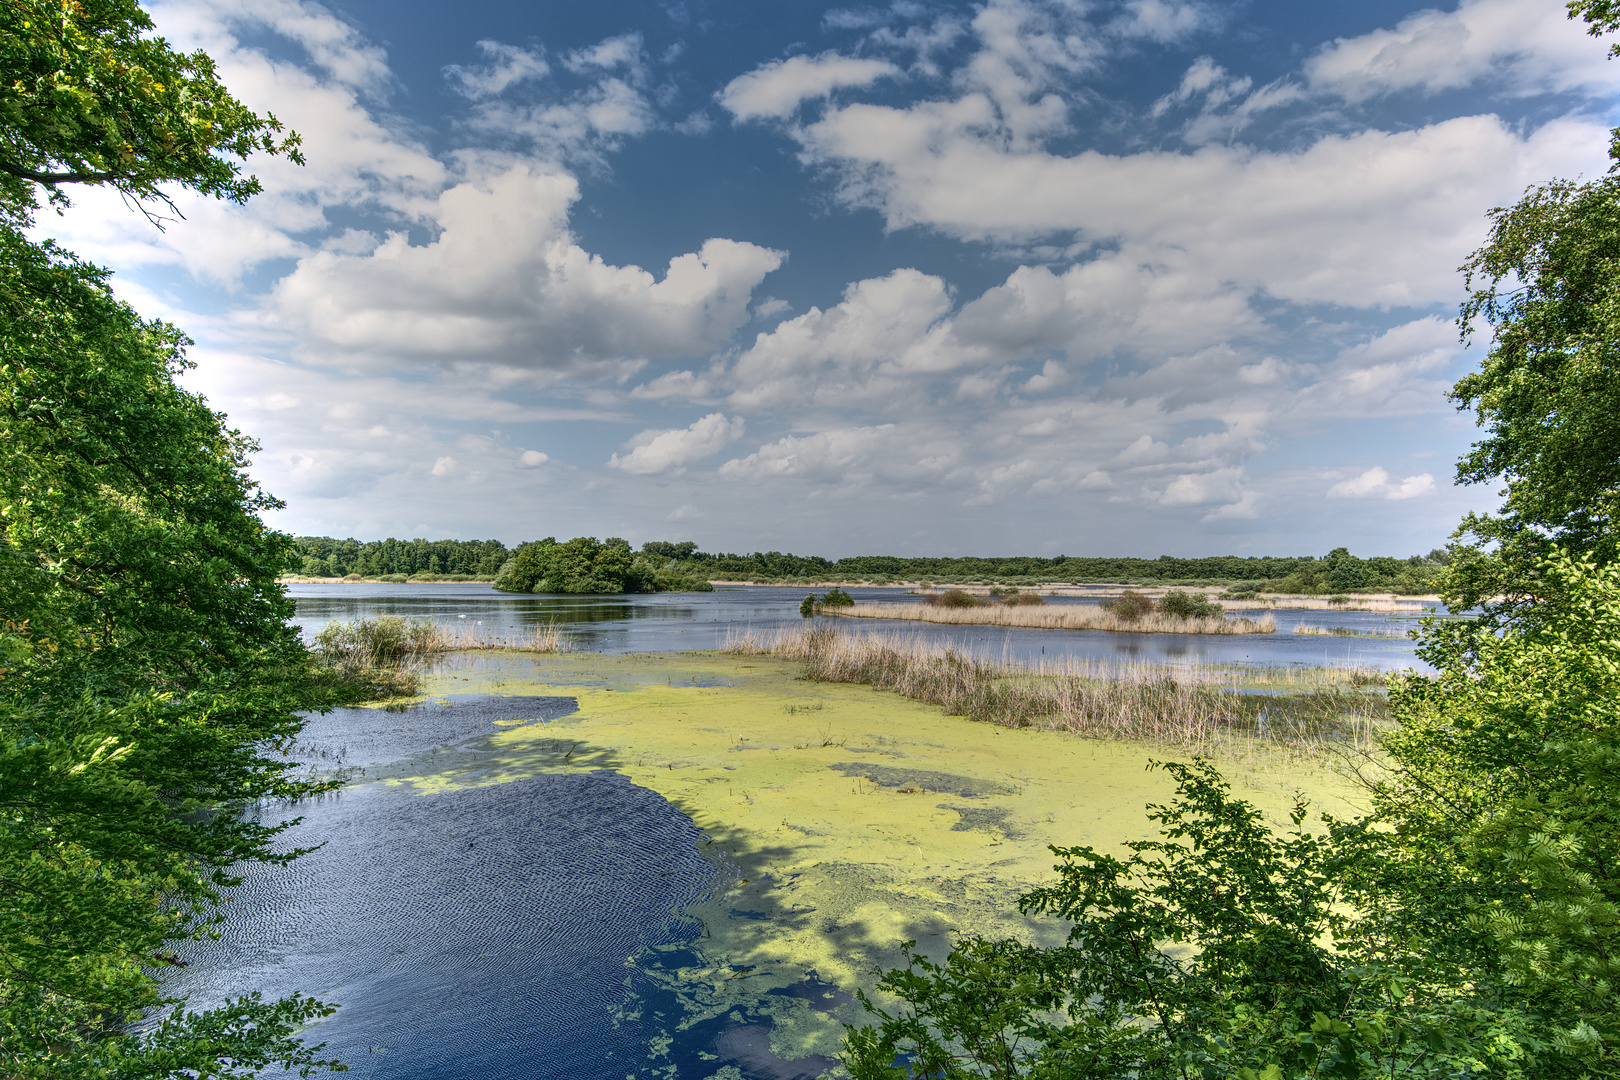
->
xmin=289 ymin=582 xmax=1439 ymax=673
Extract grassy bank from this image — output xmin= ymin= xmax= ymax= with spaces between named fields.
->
xmin=820 ymin=600 xmax=1277 ymax=635
xmin=724 ymin=625 xmax=1383 ymax=756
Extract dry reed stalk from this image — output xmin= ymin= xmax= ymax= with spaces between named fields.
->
xmin=821 ymin=602 xmax=1276 ymax=635
xmin=720 ymin=625 xmax=1383 ymax=754
xmin=431 ymin=620 xmax=570 ymax=653
xmin=1251 ymin=596 xmax=1430 ymax=612
xmin=1291 ymin=622 xmax=1409 ymax=639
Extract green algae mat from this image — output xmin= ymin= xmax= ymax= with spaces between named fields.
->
xmin=372 ymin=651 xmax=1369 ymax=1071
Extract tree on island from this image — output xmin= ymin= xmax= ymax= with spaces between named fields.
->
xmin=493 ymin=535 xmax=715 ymax=593
xmin=0 ymin=2 xmax=342 ymax=1076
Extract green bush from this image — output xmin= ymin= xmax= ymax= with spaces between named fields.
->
xmin=925 ymin=589 xmax=987 ymax=608
xmin=821 ymin=587 xmax=855 ymax=607
xmin=1103 ymin=589 xmax=1155 ymax=620
xmin=1156 ymin=590 xmax=1224 ymax=618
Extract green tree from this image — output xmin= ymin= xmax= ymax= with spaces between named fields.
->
xmin=0 ymin=0 xmax=300 ymax=220
xmin=1444 ymin=0 xmax=1620 ymax=614
xmin=0 ymin=2 xmax=334 ymax=1076
xmin=493 ymin=536 xmax=712 ymax=594
xmin=1449 ymin=175 xmax=1620 ymax=613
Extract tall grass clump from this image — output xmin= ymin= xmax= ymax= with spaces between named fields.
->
xmin=722 ymin=626 xmax=1381 ymax=754
xmin=307 ymin=615 xmax=569 ymax=701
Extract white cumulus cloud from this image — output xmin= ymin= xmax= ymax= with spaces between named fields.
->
xmin=720 ymin=52 xmax=902 ymax=121
xmin=268 ymin=165 xmax=784 ymax=372
xmin=1327 ymin=467 xmax=1437 ymax=500
xmin=610 ymin=413 xmax=747 ymax=475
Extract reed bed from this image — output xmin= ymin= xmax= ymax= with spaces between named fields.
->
xmin=310 ymin=615 xmax=568 ymax=665
xmin=308 ymin=615 xmax=569 ymax=701
xmin=722 ymin=626 xmax=1383 ymax=755
xmin=820 ymin=601 xmax=1275 ymax=636
xmin=1292 ymin=622 xmax=1410 ymax=639
xmin=1246 ymin=596 xmax=1430 ymax=613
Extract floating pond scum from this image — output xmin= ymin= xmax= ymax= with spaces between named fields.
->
xmin=172 ymin=652 xmax=1373 ymax=1079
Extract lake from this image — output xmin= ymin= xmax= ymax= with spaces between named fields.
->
xmin=164 ymin=583 xmax=1438 ymax=1078
xmin=288 ymin=582 xmax=1438 ymax=673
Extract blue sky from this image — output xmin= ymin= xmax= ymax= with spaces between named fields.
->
xmin=40 ymin=0 xmax=1619 ymax=557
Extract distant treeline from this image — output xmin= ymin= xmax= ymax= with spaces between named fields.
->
xmin=292 ymin=536 xmax=510 ymax=579
xmin=291 ymin=536 xmax=1450 ymax=594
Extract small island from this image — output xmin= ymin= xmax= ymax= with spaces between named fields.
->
xmin=492 ymin=535 xmax=714 ymax=594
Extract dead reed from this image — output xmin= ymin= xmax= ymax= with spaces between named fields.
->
xmin=822 ymin=601 xmax=1276 ymax=635
xmin=1292 ymin=622 xmax=1410 ymax=639
xmin=721 ymin=626 xmax=1383 ymax=755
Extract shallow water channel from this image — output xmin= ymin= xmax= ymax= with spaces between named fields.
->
xmin=168 ymin=585 xmax=1438 ymax=1078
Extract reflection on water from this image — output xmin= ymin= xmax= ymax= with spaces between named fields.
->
xmin=290 ymin=583 xmax=1438 ymax=672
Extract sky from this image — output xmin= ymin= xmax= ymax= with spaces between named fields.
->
xmin=37 ymin=0 xmax=1619 ymax=557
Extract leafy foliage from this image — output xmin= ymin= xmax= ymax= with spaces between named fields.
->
xmin=1101 ymin=589 xmax=1155 ymax=620
xmin=0 ymin=3 xmax=339 ymax=1076
xmin=492 ymin=536 xmax=714 ymax=593
xmin=0 ymin=0 xmax=300 ymax=219
xmin=845 ymin=760 xmax=1531 ymax=1080
xmin=842 ymin=550 xmax=1620 ymax=1079
xmin=292 ymin=535 xmax=512 ymax=578
xmin=1155 ymin=590 xmax=1224 ymax=618
xmin=1449 ymin=175 xmax=1620 ymax=613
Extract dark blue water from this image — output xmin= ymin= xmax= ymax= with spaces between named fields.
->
xmin=165 ymin=698 xmax=842 ymax=1080
xmin=289 ymin=584 xmax=1438 ymax=672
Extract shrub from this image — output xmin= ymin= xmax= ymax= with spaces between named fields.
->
xmin=800 ymin=593 xmax=818 ymax=618
xmin=1157 ymin=590 xmax=1224 ymax=619
xmin=925 ymin=589 xmax=986 ymax=608
xmin=820 ymin=587 xmax=855 ymax=607
xmin=999 ymin=591 xmax=1048 ymax=606
xmin=1328 ymin=593 xmax=1352 ymax=605
xmin=1102 ymin=589 xmax=1155 ymax=620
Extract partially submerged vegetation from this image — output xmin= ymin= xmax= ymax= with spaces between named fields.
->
xmin=817 ymin=596 xmax=1276 ymax=635
xmin=1293 ymin=622 xmax=1410 ymax=638
xmin=308 ymin=615 xmax=568 ymax=699
xmin=724 ymin=626 xmax=1379 ymax=755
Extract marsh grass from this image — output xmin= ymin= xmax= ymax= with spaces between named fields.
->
xmin=824 ymin=601 xmax=1276 ymax=635
xmin=1243 ymin=596 xmax=1429 ymax=613
xmin=722 ymin=626 xmax=1384 ymax=755
xmin=921 ymin=588 xmax=988 ymax=608
xmin=1292 ymin=622 xmax=1410 ymax=639
xmin=307 ymin=615 xmax=569 ymax=701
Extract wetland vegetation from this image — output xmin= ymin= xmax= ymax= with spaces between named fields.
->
xmin=816 ymin=596 xmax=1278 ymax=635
